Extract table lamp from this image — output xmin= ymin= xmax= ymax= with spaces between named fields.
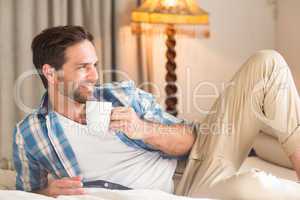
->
xmin=131 ymin=0 xmax=209 ymax=116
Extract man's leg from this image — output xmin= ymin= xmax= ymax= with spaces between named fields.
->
xmin=175 ymin=50 xmax=300 ymax=198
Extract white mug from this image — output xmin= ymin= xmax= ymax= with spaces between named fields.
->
xmin=86 ymin=101 xmax=112 ymax=135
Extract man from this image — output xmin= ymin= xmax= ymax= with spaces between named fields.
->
xmin=13 ymin=25 xmax=300 ymax=199
xmin=13 ymin=25 xmax=195 ymax=197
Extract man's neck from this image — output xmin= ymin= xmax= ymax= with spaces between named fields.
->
xmin=48 ymin=89 xmax=86 ymax=124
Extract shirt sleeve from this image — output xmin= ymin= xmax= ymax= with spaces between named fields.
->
xmin=13 ymin=125 xmax=48 ymax=192
xmin=135 ymin=88 xmax=197 ymax=125
xmin=134 ymin=88 xmax=198 ymax=159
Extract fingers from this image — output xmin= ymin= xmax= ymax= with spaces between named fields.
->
xmin=111 ymin=113 xmax=129 ymax=121
xmin=111 ymin=107 xmax=133 ymax=121
xmin=109 ymin=107 xmax=144 ymax=139
xmin=110 ymin=120 xmax=127 ymax=129
xmin=54 ymin=179 xmax=83 ymax=188
xmin=68 ymin=176 xmax=82 ymax=181
xmin=109 ymin=120 xmax=127 ymax=134
xmin=111 ymin=107 xmax=129 ymax=112
xmin=50 ymin=188 xmax=85 ymax=197
xmin=46 ymin=176 xmax=85 ymax=197
xmin=58 ymin=188 xmax=85 ymax=196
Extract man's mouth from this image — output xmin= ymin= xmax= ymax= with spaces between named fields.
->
xmin=78 ymin=83 xmax=96 ymax=92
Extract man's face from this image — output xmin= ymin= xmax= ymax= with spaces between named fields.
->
xmin=54 ymin=40 xmax=99 ymax=104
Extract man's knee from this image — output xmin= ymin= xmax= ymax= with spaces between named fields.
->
xmin=247 ymin=50 xmax=288 ymax=71
xmin=254 ymin=49 xmax=283 ymax=60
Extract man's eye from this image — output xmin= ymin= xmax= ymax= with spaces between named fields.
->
xmin=77 ymin=67 xmax=86 ymax=72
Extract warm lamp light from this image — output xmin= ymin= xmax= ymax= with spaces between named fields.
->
xmin=131 ymin=0 xmax=209 ymax=25
xmin=131 ymin=0 xmax=209 ymax=116
xmin=162 ymin=0 xmax=178 ymax=7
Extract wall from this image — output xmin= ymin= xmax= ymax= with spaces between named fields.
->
xmin=149 ymin=0 xmax=276 ymax=122
xmin=276 ymin=0 xmax=300 ymax=91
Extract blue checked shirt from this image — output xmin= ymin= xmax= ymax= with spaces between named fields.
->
xmin=13 ymin=81 xmax=193 ymax=192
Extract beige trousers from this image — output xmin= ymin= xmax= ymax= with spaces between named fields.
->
xmin=175 ymin=50 xmax=300 ymax=199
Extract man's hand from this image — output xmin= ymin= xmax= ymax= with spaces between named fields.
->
xmin=109 ymin=106 xmax=195 ymax=156
xmin=110 ymin=107 xmax=150 ymax=139
xmin=35 ymin=176 xmax=85 ymax=198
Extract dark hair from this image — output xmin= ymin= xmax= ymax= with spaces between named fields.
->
xmin=31 ymin=25 xmax=94 ymax=88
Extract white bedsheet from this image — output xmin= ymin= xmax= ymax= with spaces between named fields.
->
xmin=0 ymin=188 xmax=215 ymax=200
xmin=0 ymin=168 xmax=216 ymax=200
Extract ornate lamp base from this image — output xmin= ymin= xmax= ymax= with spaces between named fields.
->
xmin=165 ymin=24 xmax=178 ymax=117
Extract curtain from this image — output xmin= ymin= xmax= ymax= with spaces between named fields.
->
xmin=0 ymin=0 xmax=151 ymax=161
xmin=113 ymin=0 xmax=154 ymax=90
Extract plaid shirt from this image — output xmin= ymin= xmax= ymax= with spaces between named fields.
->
xmin=13 ymin=81 xmax=191 ymax=191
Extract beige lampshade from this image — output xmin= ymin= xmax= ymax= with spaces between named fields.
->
xmin=131 ymin=0 xmax=209 ymax=25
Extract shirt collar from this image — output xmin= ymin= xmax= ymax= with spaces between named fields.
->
xmin=37 ymin=92 xmax=51 ymax=116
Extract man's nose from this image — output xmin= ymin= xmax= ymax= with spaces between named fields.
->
xmin=87 ymin=66 xmax=99 ymax=83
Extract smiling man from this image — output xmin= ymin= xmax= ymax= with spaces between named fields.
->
xmin=13 ymin=25 xmax=300 ymax=199
xmin=12 ymin=25 xmax=195 ymax=197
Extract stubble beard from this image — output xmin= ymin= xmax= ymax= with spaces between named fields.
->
xmin=58 ymin=81 xmax=93 ymax=105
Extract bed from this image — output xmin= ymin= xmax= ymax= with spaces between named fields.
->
xmin=1 ymin=130 xmax=297 ymax=200
xmin=0 ymin=188 xmax=214 ymax=200
xmin=0 ymin=168 xmax=214 ymax=200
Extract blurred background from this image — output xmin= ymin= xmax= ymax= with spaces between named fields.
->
xmin=0 ymin=0 xmax=299 ymax=162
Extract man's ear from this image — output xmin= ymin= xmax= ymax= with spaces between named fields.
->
xmin=42 ymin=64 xmax=56 ymax=85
